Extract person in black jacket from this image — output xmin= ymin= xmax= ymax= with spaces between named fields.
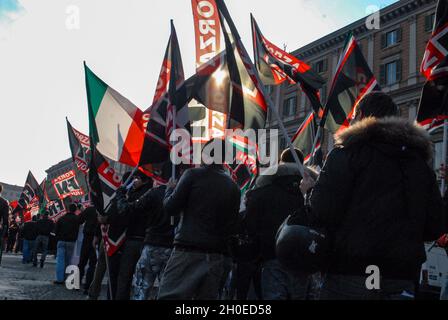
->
xmin=6 ymin=219 xmax=18 ymax=253
xmin=117 ymin=181 xmax=174 ymax=300
xmin=0 ymin=184 xmax=9 ymax=264
xmin=77 ymin=204 xmax=98 ymax=294
xmin=54 ymin=204 xmax=81 ymax=284
xmin=21 ymin=215 xmax=38 ymax=264
xmin=108 ymin=171 xmax=153 ymax=300
xmin=301 ymin=92 xmax=446 ymax=300
xmin=158 ymin=139 xmax=241 ymax=300
xmin=244 ymin=149 xmax=310 ymax=300
xmin=32 ymin=212 xmax=54 ymax=268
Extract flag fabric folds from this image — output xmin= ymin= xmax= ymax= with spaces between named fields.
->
xmin=140 ymin=21 xmax=191 ymax=166
xmin=324 ymin=34 xmax=380 ymax=134
xmin=17 ymin=171 xmax=42 ymax=222
xmin=186 ymin=0 xmax=268 ymax=131
xmin=84 ymin=63 xmax=146 ymax=167
xmin=420 ymin=0 xmax=448 ymax=80
xmin=417 ymin=0 xmax=448 ymax=131
xmin=88 ymin=143 xmax=126 ymax=256
xmin=292 ymin=113 xmax=322 ymax=166
xmin=67 ymin=119 xmax=91 ymax=174
xmin=251 ymin=15 xmax=325 ymax=114
xmin=417 ymin=56 xmax=448 ymax=132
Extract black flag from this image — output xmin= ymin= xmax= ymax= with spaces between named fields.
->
xmin=324 ymin=34 xmax=380 ymax=134
xmin=251 ymin=15 xmax=325 ymax=114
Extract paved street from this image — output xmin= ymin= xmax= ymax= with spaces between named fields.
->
xmin=0 ymin=253 xmax=106 ymax=300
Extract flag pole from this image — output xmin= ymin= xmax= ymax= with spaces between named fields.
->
xmin=267 ymin=92 xmax=304 ymax=177
xmin=101 ymin=237 xmax=114 ymax=300
xmin=441 ymin=119 xmax=448 ymax=195
xmin=98 ymin=164 xmax=138 ymax=300
xmin=171 ymin=107 xmax=177 ymax=180
xmin=216 ymin=0 xmax=304 ymax=177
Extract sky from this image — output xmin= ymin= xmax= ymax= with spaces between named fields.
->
xmin=0 ymin=0 xmax=398 ymax=186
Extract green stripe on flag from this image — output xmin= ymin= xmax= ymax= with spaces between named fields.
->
xmin=84 ymin=63 xmax=108 ymax=144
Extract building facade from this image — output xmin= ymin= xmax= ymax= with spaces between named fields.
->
xmin=0 ymin=182 xmax=23 ymax=202
xmin=267 ymin=0 xmax=440 ymax=167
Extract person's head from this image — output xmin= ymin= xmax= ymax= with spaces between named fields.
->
xmin=68 ymin=203 xmax=77 ymax=214
xmin=353 ymin=91 xmax=399 ymax=122
xmin=132 ymin=171 xmax=152 ymax=189
xmin=280 ymin=148 xmax=305 ymax=165
xmin=201 ymin=138 xmax=232 ymax=166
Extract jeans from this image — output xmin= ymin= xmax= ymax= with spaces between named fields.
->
xmin=320 ymin=274 xmax=415 ymax=300
xmin=56 ymin=241 xmax=76 ymax=282
xmin=132 ymin=245 xmax=172 ymax=300
xmin=158 ymin=248 xmax=225 ymax=300
xmin=33 ymin=235 xmax=49 ymax=266
xmin=22 ymin=240 xmax=36 ymax=264
xmin=261 ymin=259 xmax=310 ymax=300
xmin=78 ymin=234 xmax=98 ymax=291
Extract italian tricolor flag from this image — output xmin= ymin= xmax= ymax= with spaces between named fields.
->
xmin=84 ymin=63 xmax=145 ymax=167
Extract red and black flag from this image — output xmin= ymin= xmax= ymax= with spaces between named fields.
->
xmin=421 ymin=0 xmax=448 ymax=80
xmin=140 ymin=20 xmax=191 ymax=166
xmin=417 ymin=56 xmax=448 ymax=132
xmin=88 ymin=143 xmax=126 ymax=256
xmin=88 ymin=145 xmax=121 ymax=215
xmin=185 ymin=0 xmax=268 ymax=131
xmin=417 ymin=0 xmax=448 ymax=132
xmin=292 ymin=113 xmax=322 ymax=166
xmin=324 ymin=34 xmax=380 ymax=134
xmin=67 ymin=119 xmax=91 ymax=174
xmin=251 ymin=15 xmax=325 ymax=114
xmin=16 ymin=171 xmax=42 ymax=222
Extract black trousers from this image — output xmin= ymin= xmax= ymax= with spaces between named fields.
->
xmin=114 ymin=239 xmax=143 ymax=300
xmin=78 ymin=234 xmax=98 ymax=291
xmin=235 ymin=261 xmax=263 ymax=300
xmin=7 ymin=233 xmax=17 ymax=252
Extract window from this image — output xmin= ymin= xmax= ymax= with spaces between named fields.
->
xmin=314 ymin=59 xmax=328 ymax=74
xmin=425 ymin=13 xmax=435 ymax=33
xmin=380 ymin=59 xmax=402 ymax=86
xmin=283 ymin=96 xmax=297 ymax=117
xmin=381 ymin=28 xmax=402 ymax=48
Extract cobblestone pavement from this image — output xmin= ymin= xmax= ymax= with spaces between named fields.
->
xmin=0 ymin=253 xmax=107 ymax=300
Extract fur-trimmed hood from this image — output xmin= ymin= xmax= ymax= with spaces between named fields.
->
xmin=335 ymin=117 xmax=433 ymax=162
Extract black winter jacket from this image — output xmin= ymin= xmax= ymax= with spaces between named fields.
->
xmin=0 ymin=196 xmax=9 ymax=232
xmin=21 ymin=221 xmax=38 ymax=241
xmin=245 ymin=163 xmax=305 ymax=261
xmin=309 ymin=117 xmax=446 ymax=281
xmin=55 ymin=212 xmax=80 ymax=242
xmin=36 ymin=218 xmax=55 ymax=236
xmin=164 ymin=165 xmax=241 ymax=253
xmin=117 ymin=185 xmax=174 ymax=248
xmin=79 ymin=207 xmax=98 ymax=236
xmin=113 ymin=183 xmax=152 ymax=240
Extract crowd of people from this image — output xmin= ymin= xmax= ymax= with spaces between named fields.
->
xmin=0 ymin=91 xmax=447 ymax=300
